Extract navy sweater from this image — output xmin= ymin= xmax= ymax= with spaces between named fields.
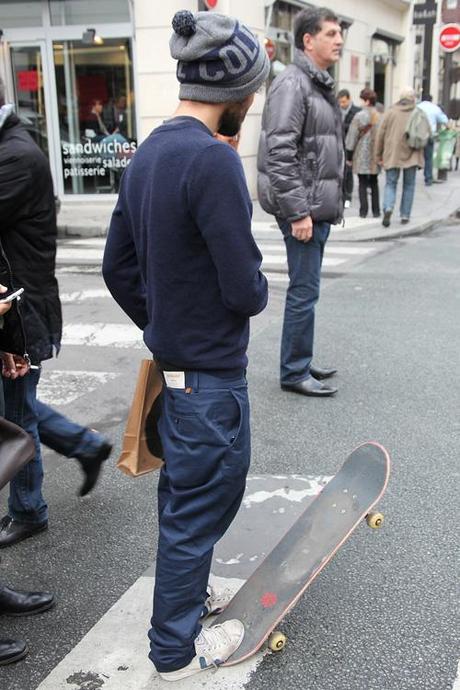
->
xmin=103 ymin=117 xmax=268 ymax=371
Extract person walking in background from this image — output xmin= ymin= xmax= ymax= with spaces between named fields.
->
xmin=258 ymin=6 xmax=344 ymax=398
xmin=417 ymin=94 xmax=448 ymax=186
xmin=338 ymin=88 xmax=361 ymax=208
xmin=345 ymin=88 xmax=381 ymax=219
xmin=0 ymin=80 xmax=112 ymax=549
xmin=375 ymin=87 xmax=424 ymax=228
xmin=103 ymin=10 xmax=269 ymax=680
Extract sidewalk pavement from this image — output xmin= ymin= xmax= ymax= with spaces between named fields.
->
xmin=57 ymin=170 xmax=460 ymax=242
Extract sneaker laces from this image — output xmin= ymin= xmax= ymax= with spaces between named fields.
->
xmin=197 ymin=623 xmax=233 ymax=654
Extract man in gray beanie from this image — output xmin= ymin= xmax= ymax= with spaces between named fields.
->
xmin=103 ymin=9 xmax=269 ymax=681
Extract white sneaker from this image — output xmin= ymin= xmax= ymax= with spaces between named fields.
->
xmin=202 ymin=584 xmax=233 ymax=618
xmin=158 ymin=620 xmax=244 ymax=682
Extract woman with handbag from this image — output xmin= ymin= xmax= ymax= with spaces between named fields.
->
xmin=0 ymin=284 xmax=54 ymax=665
xmin=345 ymin=88 xmax=382 ymax=219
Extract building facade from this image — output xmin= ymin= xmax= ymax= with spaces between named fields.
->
xmin=0 ymin=0 xmax=414 ymax=201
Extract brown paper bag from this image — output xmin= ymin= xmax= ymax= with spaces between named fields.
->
xmin=117 ymin=359 xmax=164 ymax=477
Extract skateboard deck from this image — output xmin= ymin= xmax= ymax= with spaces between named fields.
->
xmin=213 ymin=441 xmax=390 ymax=666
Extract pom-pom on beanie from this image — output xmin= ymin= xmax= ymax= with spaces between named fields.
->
xmin=170 ymin=10 xmax=270 ymax=103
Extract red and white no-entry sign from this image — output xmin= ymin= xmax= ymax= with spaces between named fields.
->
xmin=204 ymin=0 xmax=218 ymax=8
xmin=439 ymin=24 xmax=460 ymax=53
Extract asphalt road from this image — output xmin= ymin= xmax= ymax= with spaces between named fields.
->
xmin=1 ymin=223 xmax=459 ymax=689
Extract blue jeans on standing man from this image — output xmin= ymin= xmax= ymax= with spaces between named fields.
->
xmin=277 ymin=219 xmax=330 ymax=386
xmin=383 ymin=166 xmax=417 ymax=220
xmin=149 ymin=369 xmax=250 ymax=673
xmin=3 ymin=371 xmax=109 ymax=526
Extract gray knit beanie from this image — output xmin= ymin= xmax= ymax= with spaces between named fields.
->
xmin=170 ymin=10 xmax=270 ymax=103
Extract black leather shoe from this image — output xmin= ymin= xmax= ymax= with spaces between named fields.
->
xmin=76 ymin=441 xmax=112 ymax=497
xmin=0 ymin=639 xmax=28 ymax=666
xmin=0 ymin=586 xmax=55 ymax=617
xmin=0 ymin=516 xmax=48 ymax=549
xmin=310 ymin=365 xmax=337 ymax=380
xmin=281 ymin=376 xmax=337 ymax=397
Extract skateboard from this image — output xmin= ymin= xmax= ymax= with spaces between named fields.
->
xmin=212 ymin=441 xmax=390 ymax=666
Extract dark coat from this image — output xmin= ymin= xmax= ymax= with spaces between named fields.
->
xmin=342 ymin=103 xmax=361 ymax=139
xmin=0 ymin=112 xmax=62 ymax=364
xmin=257 ymin=50 xmax=344 ymax=225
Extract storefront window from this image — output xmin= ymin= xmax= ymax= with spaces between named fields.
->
xmin=11 ymin=45 xmax=49 ymax=157
xmin=53 ymin=38 xmax=137 ymax=194
xmin=49 ymin=0 xmax=130 ymax=26
xmin=0 ymin=0 xmax=42 ymax=28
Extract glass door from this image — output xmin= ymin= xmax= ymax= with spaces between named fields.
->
xmin=10 ymin=43 xmax=51 ymax=159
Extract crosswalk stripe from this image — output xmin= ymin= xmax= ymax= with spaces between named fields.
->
xmin=35 ymin=574 xmax=264 ymax=690
xmin=38 ymin=370 xmax=119 ymax=405
xmin=60 ymin=289 xmax=111 ymax=303
xmin=62 ymin=323 xmax=144 ymax=349
xmin=262 ymin=255 xmax=345 ymax=267
xmin=259 ymin=243 xmax=373 ymax=256
xmin=57 ymin=248 xmax=103 ymax=261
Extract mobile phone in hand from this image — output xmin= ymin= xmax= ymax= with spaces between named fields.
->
xmin=0 ymin=288 xmax=24 ymax=303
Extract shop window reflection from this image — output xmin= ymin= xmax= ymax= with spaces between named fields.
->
xmin=53 ymin=39 xmax=137 ymax=194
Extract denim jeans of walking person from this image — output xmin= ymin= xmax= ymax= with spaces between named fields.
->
xmin=383 ymin=166 xmax=417 ymax=220
xmin=3 ymin=369 xmax=47 ymax=526
xmin=3 ymin=377 xmax=110 ymax=526
xmin=424 ymin=138 xmax=434 ymax=185
xmin=277 ymin=220 xmax=330 ymax=386
xmin=36 ymin=400 xmax=106 ymax=460
xmin=149 ymin=370 xmax=250 ymax=672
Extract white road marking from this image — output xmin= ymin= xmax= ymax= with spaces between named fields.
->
xmin=264 ymin=272 xmax=289 ymax=283
xmin=38 ymin=370 xmax=119 ymax=406
xmin=62 ymin=323 xmax=145 ymax=349
xmin=453 ymin=660 xmax=460 ymax=689
xmin=262 ymin=255 xmax=345 ymax=267
xmin=57 ymin=247 xmax=104 ymax=261
xmin=60 ymin=288 xmax=111 ymax=303
xmin=243 ymin=480 xmax=331 ymax=508
xmin=260 ymin=243 xmax=374 ymax=256
xmin=62 ymin=238 xmax=107 ymax=247
xmin=35 ymin=574 xmax=266 ymax=690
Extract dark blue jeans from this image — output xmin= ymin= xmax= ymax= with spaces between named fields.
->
xmin=36 ymin=400 xmax=105 ymax=460
xmin=149 ymin=370 xmax=250 ymax=673
xmin=424 ymin=138 xmax=434 ymax=184
xmin=277 ymin=220 xmax=330 ymax=386
xmin=3 ymin=376 xmax=108 ymax=525
xmin=3 ymin=369 xmax=47 ymax=526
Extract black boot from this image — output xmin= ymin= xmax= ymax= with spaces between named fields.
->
xmin=76 ymin=441 xmax=112 ymax=497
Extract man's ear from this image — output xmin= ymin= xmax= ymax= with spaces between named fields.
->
xmin=303 ymin=33 xmax=313 ymax=52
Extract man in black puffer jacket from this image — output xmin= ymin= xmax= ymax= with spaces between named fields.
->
xmin=258 ymin=6 xmax=344 ymax=397
xmin=0 ymin=82 xmax=111 ymax=548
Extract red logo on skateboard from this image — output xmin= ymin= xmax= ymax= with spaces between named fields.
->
xmin=260 ymin=592 xmax=278 ymax=608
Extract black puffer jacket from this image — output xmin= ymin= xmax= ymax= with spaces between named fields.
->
xmin=257 ymin=50 xmax=344 ymax=224
xmin=0 ymin=109 xmax=62 ymax=364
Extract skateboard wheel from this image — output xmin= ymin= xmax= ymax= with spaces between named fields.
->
xmin=268 ymin=631 xmax=287 ymax=652
xmin=366 ymin=511 xmax=384 ymax=529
